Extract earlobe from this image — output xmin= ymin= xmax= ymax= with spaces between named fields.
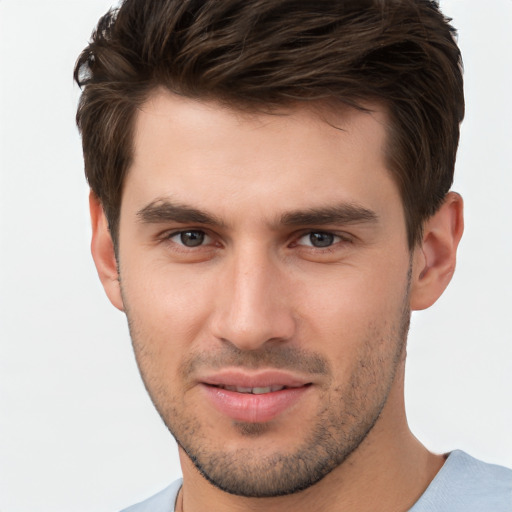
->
xmin=89 ymin=192 xmax=125 ymax=311
xmin=410 ymin=192 xmax=464 ymax=311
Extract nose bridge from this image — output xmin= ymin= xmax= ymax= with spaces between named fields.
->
xmin=211 ymin=241 xmax=294 ymax=350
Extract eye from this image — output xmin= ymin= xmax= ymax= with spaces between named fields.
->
xmin=169 ymin=230 xmax=211 ymax=247
xmin=296 ymin=231 xmax=342 ymax=248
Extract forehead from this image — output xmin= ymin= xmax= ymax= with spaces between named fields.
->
xmin=126 ymin=90 xmax=400 ymax=225
xmin=133 ymin=91 xmax=388 ymax=159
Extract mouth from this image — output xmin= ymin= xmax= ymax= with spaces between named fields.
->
xmin=199 ymin=371 xmax=313 ymax=423
xmin=211 ymin=384 xmax=304 ymax=394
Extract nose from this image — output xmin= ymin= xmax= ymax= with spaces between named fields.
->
xmin=209 ymin=245 xmax=296 ymax=351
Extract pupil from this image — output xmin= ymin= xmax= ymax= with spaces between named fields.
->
xmin=310 ymin=232 xmax=334 ymax=247
xmin=180 ymin=231 xmax=204 ymax=247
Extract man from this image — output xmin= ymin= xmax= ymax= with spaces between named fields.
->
xmin=74 ymin=0 xmax=511 ymax=511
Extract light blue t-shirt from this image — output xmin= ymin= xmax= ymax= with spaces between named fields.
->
xmin=121 ymin=451 xmax=512 ymax=511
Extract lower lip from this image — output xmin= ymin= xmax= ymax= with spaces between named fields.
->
xmin=201 ymin=384 xmax=311 ymax=423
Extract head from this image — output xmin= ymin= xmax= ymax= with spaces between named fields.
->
xmin=76 ymin=0 xmax=464 ymax=500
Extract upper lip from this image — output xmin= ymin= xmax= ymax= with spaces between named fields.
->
xmin=200 ymin=369 xmax=312 ymax=389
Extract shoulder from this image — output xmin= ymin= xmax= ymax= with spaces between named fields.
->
xmin=120 ymin=479 xmax=182 ymax=512
xmin=410 ymin=450 xmax=512 ymax=511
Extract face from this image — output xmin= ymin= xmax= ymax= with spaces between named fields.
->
xmin=115 ymin=91 xmax=413 ymax=497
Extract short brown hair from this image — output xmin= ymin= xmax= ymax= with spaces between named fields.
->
xmin=75 ymin=0 xmax=464 ymax=249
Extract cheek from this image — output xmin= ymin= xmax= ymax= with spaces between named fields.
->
xmin=120 ymin=262 xmax=216 ymax=365
xmin=298 ymin=264 xmax=409 ymax=360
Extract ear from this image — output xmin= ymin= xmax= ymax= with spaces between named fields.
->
xmin=410 ymin=192 xmax=464 ymax=311
xmin=89 ymin=191 xmax=125 ymax=311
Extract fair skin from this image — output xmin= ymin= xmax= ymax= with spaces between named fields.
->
xmin=91 ymin=90 xmax=463 ymax=512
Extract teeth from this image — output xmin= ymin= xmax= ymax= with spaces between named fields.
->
xmin=252 ymin=386 xmax=272 ymax=394
xmin=220 ymin=385 xmax=286 ymax=394
xmin=223 ymin=385 xmax=251 ymax=392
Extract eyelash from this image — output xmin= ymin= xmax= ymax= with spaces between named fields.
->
xmin=159 ymin=230 xmax=218 ymax=256
xmin=161 ymin=229 xmax=353 ymax=251
xmin=167 ymin=230 xmax=213 ymax=247
xmin=293 ymin=231 xmax=350 ymax=249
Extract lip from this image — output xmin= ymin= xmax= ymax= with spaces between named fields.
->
xmin=199 ymin=369 xmax=312 ymax=423
xmin=201 ymin=369 xmax=310 ymax=389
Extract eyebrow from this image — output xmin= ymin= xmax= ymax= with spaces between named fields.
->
xmin=279 ymin=204 xmax=378 ymax=227
xmin=137 ymin=199 xmax=225 ymax=227
xmin=137 ymin=198 xmax=378 ymax=229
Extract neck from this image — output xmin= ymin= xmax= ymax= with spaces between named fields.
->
xmin=178 ymin=371 xmax=444 ymax=512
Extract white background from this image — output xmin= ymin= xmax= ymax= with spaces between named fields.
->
xmin=0 ymin=1 xmax=511 ymax=511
